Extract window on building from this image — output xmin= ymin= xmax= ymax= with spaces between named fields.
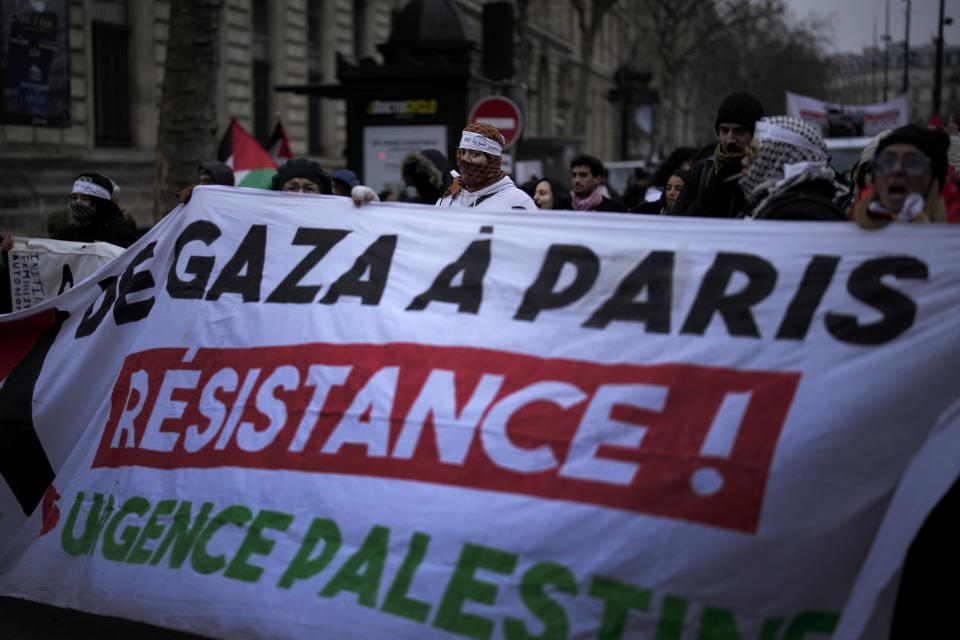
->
xmin=252 ymin=0 xmax=271 ymax=145
xmin=307 ymin=0 xmax=324 ymax=154
xmin=92 ymin=0 xmax=131 ymax=146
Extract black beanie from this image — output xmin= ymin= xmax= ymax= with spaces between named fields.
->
xmin=875 ymin=124 xmax=950 ymax=187
xmin=715 ymin=91 xmax=765 ymax=133
xmin=270 ymin=157 xmax=332 ymax=194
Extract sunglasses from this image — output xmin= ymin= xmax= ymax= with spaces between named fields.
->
xmin=872 ymin=152 xmax=931 ymax=177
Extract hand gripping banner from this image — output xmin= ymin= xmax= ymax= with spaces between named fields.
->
xmin=1 ymin=185 xmax=959 ymax=639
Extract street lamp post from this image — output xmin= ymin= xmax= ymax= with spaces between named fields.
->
xmin=932 ymin=0 xmax=953 ymax=118
xmin=902 ymin=0 xmax=910 ymax=94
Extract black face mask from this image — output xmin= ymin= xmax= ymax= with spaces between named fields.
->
xmin=70 ymin=201 xmax=97 ymax=227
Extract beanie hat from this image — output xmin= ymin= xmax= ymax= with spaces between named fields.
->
xmin=331 ymin=169 xmax=360 ymax=189
xmin=875 ymin=124 xmax=950 ymax=187
xmin=71 ymin=172 xmax=120 ymax=226
xmin=859 ymin=129 xmax=892 ymax=165
xmin=715 ymin=91 xmax=765 ymax=133
xmin=270 ymin=157 xmax=332 ymax=193
xmin=199 ymin=160 xmax=235 ymax=186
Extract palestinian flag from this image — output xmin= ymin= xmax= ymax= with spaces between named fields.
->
xmin=217 ymin=118 xmax=277 ymax=188
xmin=267 ymin=120 xmax=293 ymax=166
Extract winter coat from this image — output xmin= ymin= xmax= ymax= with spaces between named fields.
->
xmin=436 ymin=175 xmax=536 ymax=210
xmin=673 ymin=156 xmax=746 ymax=218
xmin=748 ymin=179 xmax=846 ymax=221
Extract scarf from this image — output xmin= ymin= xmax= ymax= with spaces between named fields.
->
xmin=571 ymin=188 xmax=603 ymax=211
xmin=442 ymin=150 xmax=504 ymax=198
xmin=739 ymin=116 xmax=845 ymax=216
xmin=70 ymin=201 xmax=98 ymax=227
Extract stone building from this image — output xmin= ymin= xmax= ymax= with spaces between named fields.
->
xmin=0 ymin=0 xmax=648 ymax=236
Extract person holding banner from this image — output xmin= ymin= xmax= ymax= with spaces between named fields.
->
xmin=852 ymin=124 xmax=960 ymax=227
xmin=54 ymin=173 xmax=137 ymax=248
xmin=269 ymin=158 xmax=333 ymax=195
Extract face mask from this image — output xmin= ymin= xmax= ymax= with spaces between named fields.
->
xmin=70 ymin=201 xmax=97 ymax=227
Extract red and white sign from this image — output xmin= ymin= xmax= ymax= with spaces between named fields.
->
xmin=469 ymin=95 xmax=524 ymax=149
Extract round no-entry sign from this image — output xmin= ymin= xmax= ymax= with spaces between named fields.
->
xmin=468 ymin=96 xmax=524 ymax=149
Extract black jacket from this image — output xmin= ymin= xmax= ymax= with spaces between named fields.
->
xmin=56 ymin=209 xmax=138 ymax=248
xmin=748 ymin=179 xmax=846 ymax=221
xmin=674 ymin=156 xmax=746 ymax=218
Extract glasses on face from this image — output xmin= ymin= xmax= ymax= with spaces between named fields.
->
xmin=282 ymin=179 xmax=321 ymax=194
xmin=872 ymin=152 xmax=931 ymax=177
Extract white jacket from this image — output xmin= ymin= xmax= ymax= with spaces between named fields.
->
xmin=435 ymin=175 xmax=536 ymax=210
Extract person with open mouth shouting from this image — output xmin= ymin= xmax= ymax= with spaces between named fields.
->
xmin=853 ymin=124 xmax=960 ymax=227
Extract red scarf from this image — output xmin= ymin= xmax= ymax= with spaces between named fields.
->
xmin=571 ymin=188 xmax=603 ymax=211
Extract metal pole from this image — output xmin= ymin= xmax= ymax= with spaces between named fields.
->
xmin=902 ymin=0 xmax=911 ymax=94
xmin=883 ymin=0 xmax=890 ymax=100
xmin=933 ymin=0 xmax=945 ymax=118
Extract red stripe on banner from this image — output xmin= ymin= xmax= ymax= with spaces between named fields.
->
xmin=863 ymin=110 xmax=900 ymax=122
xmin=798 ymin=110 xmax=828 ymax=121
xmin=93 ymin=343 xmax=799 ymax=533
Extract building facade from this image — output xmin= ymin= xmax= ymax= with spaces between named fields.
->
xmin=0 ymin=0 xmax=647 ymax=236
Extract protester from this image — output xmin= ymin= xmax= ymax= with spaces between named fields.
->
xmin=533 ymin=178 xmax=572 ymax=210
xmin=674 ymin=90 xmax=765 ymax=217
xmin=569 ymin=154 xmax=627 ymax=212
xmin=633 ymin=169 xmax=687 ymax=214
xmin=642 ymin=146 xmax=697 ymax=205
xmin=198 ymin=160 xmax=235 ymax=186
xmin=331 ymin=169 xmax=361 ymax=196
xmin=852 ymin=124 xmax=960 ymax=227
xmin=54 ymin=173 xmax=138 ymax=248
xmin=401 ymin=149 xmax=453 ymax=204
xmin=737 ymin=116 xmax=846 ymax=221
xmin=434 ymin=123 xmax=535 ymax=209
xmin=270 ymin=157 xmax=332 ymax=194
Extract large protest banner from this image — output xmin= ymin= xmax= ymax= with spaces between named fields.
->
xmin=1 ymin=185 xmax=959 ymax=639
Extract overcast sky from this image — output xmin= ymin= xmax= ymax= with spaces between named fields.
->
xmin=787 ymin=0 xmax=960 ymax=54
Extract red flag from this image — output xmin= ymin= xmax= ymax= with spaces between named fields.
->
xmin=927 ymin=113 xmax=943 ymax=130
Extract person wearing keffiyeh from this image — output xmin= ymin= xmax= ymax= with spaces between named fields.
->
xmin=737 ymin=116 xmax=846 ymax=221
xmin=435 ymin=122 xmax=535 ymax=210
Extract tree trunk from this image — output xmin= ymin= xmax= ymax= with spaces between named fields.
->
xmin=153 ymin=0 xmax=224 ymax=221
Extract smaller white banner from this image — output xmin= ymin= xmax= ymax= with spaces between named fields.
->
xmin=786 ymin=92 xmax=909 ymax=136
xmin=7 ymin=237 xmax=124 ymax=312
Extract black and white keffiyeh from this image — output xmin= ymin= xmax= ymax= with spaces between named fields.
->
xmin=739 ymin=116 xmax=845 ymax=216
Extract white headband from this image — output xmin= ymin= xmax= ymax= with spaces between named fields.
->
xmin=754 ymin=122 xmax=824 ymax=157
xmin=459 ymin=131 xmax=502 ymax=157
xmin=72 ymin=179 xmax=112 ymax=200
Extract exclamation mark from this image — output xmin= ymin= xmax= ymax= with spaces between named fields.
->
xmin=690 ymin=391 xmax=751 ymax=497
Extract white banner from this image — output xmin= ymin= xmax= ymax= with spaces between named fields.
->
xmin=786 ymin=91 xmax=909 ymax=136
xmin=1 ymin=185 xmax=960 ymax=639
xmin=7 ymin=236 xmax=124 ymax=312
